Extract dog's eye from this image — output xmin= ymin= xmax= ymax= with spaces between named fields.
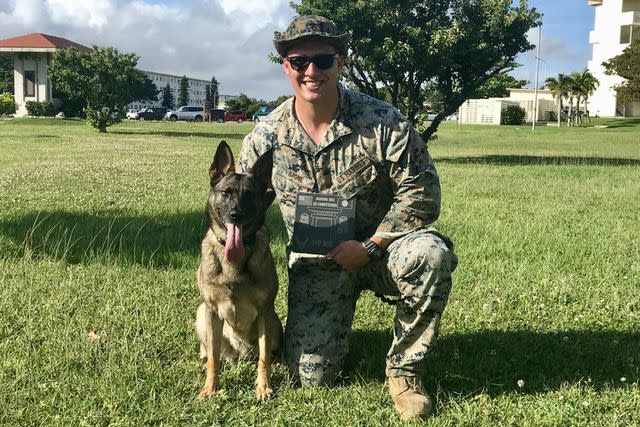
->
xmin=220 ymin=190 xmax=230 ymax=197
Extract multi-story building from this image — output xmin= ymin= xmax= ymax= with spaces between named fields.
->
xmin=587 ymin=0 xmax=640 ymax=117
xmin=0 ymin=32 xmax=236 ymax=116
xmin=129 ymin=70 xmax=235 ymax=111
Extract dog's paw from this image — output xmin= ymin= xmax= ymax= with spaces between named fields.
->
xmin=255 ymin=384 xmax=273 ymax=402
xmin=197 ymin=386 xmax=218 ymax=400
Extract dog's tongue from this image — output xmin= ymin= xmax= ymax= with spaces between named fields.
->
xmin=224 ymin=223 xmax=245 ymax=264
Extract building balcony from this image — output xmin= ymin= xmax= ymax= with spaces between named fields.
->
xmin=588 ymin=0 xmax=602 ymax=6
xmin=621 ymin=11 xmax=640 ymax=25
xmin=589 ymin=30 xmax=598 ymax=44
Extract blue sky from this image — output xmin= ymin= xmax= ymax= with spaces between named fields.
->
xmin=0 ymin=0 xmax=597 ymax=99
xmin=514 ymin=0 xmax=595 ymax=86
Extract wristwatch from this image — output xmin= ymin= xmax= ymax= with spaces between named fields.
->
xmin=362 ymin=237 xmax=386 ymax=261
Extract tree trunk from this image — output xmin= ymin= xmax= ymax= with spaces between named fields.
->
xmin=585 ymin=97 xmax=590 ymax=122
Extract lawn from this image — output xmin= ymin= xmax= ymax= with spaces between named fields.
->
xmin=0 ymin=117 xmax=639 ymax=426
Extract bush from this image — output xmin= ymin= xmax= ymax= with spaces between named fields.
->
xmin=501 ymin=104 xmax=526 ymax=125
xmin=0 ymin=92 xmax=15 ymax=115
xmin=26 ymin=101 xmax=56 ymax=117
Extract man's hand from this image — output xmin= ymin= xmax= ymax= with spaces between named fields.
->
xmin=326 ymin=240 xmax=370 ymax=272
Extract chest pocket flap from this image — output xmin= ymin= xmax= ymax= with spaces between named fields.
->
xmin=332 ymin=158 xmax=379 ymax=200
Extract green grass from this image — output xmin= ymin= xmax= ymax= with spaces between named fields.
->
xmin=1 ymin=117 xmax=639 ymax=426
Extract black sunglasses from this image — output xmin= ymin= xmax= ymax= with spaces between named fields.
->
xmin=285 ymin=54 xmax=338 ymax=71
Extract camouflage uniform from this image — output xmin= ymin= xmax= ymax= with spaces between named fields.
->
xmin=239 ymin=86 xmax=457 ymax=386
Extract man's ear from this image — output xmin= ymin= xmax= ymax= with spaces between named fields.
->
xmin=209 ymin=140 xmax=235 ymax=186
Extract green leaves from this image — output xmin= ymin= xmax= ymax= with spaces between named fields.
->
xmin=603 ymin=41 xmax=640 ymax=104
xmin=294 ymin=0 xmax=540 ymax=139
xmin=49 ymin=46 xmax=152 ymax=132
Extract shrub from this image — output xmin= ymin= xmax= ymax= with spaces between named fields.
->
xmin=0 ymin=92 xmax=15 ymax=115
xmin=26 ymin=101 xmax=56 ymax=117
xmin=501 ymin=104 xmax=526 ymax=125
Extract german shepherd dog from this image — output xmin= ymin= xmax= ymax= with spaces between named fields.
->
xmin=195 ymin=141 xmax=282 ymax=401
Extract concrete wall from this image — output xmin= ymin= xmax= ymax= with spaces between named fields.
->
xmin=588 ymin=0 xmax=639 ymax=117
xmin=13 ymin=52 xmax=52 ymax=117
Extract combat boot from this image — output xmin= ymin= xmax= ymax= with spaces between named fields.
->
xmin=388 ymin=376 xmax=433 ymax=420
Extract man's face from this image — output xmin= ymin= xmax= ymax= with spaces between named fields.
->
xmin=283 ymin=40 xmax=343 ymax=104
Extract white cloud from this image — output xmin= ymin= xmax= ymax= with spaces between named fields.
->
xmin=0 ymin=0 xmax=295 ymax=99
xmin=47 ymin=0 xmax=115 ymax=30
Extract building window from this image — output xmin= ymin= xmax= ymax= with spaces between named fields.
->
xmin=620 ymin=24 xmax=640 ymax=43
xmin=622 ymin=0 xmax=640 ymax=13
xmin=24 ymin=70 xmax=36 ymax=97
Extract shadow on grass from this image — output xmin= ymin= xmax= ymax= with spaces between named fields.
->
xmin=347 ymin=328 xmax=638 ymax=394
xmin=437 ymin=155 xmax=640 ymax=167
xmin=0 ymin=205 xmax=287 ymax=268
xmin=110 ymin=129 xmax=245 ymax=140
xmin=597 ymin=118 xmax=640 ymax=128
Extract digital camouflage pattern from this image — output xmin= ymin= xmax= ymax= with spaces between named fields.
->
xmin=239 ymin=86 xmax=441 ymax=243
xmin=238 ymin=86 xmax=457 ymax=384
xmin=273 ymin=15 xmax=348 ymax=56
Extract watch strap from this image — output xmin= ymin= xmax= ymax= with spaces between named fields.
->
xmin=362 ymin=237 xmax=386 ymax=260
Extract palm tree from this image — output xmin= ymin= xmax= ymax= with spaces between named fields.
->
xmin=545 ymin=73 xmax=570 ymax=127
xmin=573 ymin=69 xmax=599 ymax=123
xmin=566 ymin=72 xmax=584 ymax=126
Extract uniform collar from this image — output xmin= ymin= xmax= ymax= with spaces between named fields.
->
xmin=284 ymin=85 xmax=353 ymax=155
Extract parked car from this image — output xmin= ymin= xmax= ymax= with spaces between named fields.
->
xmin=224 ymin=110 xmax=248 ymax=122
xmin=126 ymin=109 xmax=138 ymax=120
xmin=165 ymin=106 xmax=205 ymax=122
xmin=252 ymin=106 xmax=275 ymax=123
xmin=209 ymin=109 xmax=225 ymax=122
xmin=136 ymin=107 xmax=167 ymax=121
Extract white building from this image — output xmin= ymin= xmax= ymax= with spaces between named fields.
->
xmin=458 ymin=88 xmax=558 ymax=125
xmin=587 ymin=0 xmax=640 ymax=117
xmin=129 ymin=70 xmax=235 ymax=111
xmin=0 ymin=33 xmax=92 ymax=116
xmin=0 ymin=32 xmax=236 ymax=116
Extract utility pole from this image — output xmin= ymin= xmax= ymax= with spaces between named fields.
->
xmin=532 ymin=24 xmax=542 ymax=131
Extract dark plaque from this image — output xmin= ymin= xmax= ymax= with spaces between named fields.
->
xmin=291 ymin=192 xmax=356 ymax=254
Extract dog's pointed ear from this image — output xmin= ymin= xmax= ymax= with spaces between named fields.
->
xmin=209 ymin=141 xmax=235 ymax=186
xmin=250 ymin=148 xmax=273 ymax=189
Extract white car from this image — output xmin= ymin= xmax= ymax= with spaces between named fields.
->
xmin=165 ymin=106 xmax=205 ymax=122
xmin=126 ymin=109 xmax=139 ymax=120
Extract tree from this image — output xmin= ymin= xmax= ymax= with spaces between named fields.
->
xmin=293 ymin=0 xmax=540 ymax=140
xmin=178 ymin=75 xmax=189 ymax=107
xmin=572 ymin=69 xmax=599 ymax=124
xmin=207 ymin=76 xmax=220 ymax=109
xmin=268 ymin=95 xmax=291 ymax=108
xmin=0 ymin=53 xmax=13 ymax=94
xmin=161 ymin=83 xmax=175 ymax=110
xmin=472 ymin=70 xmax=528 ymax=99
xmin=223 ymin=93 xmax=269 ymax=117
xmin=49 ymin=46 xmax=156 ymax=132
xmin=603 ymin=40 xmax=640 ymax=110
xmin=132 ymin=75 xmax=158 ymax=104
xmin=545 ymin=73 xmax=570 ymax=127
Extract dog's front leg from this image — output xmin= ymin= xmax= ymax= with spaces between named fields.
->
xmin=255 ymin=313 xmax=273 ymax=401
xmin=198 ymin=307 xmax=223 ymax=400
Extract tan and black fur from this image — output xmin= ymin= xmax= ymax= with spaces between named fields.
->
xmin=195 ymin=141 xmax=282 ymax=401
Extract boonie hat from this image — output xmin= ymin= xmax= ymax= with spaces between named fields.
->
xmin=274 ymin=15 xmax=347 ymax=57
